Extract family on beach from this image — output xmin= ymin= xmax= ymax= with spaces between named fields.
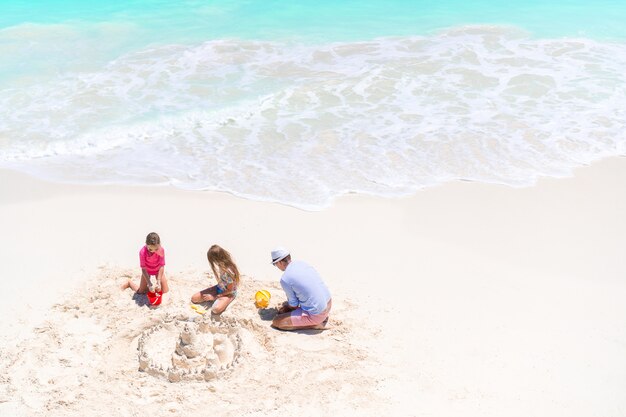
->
xmin=122 ymin=232 xmax=332 ymax=331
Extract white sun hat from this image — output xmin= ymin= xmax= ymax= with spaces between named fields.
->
xmin=270 ymin=247 xmax=290 ymax=264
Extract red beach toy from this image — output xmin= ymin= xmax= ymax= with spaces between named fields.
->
xmin=147 ymin=291 xmax=163 ymax=307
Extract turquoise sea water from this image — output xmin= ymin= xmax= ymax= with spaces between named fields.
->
xmin=3 ymin=0 xmax=626 ymax=40
xmin=1 ymin=1 xmax=625 ymax=208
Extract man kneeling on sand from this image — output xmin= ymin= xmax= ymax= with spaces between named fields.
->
xmin=270 ymin=247 xmax=332 ymax=331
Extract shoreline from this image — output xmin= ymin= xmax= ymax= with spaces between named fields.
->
xmin=1 ymin=156 xmax=625 ymax=416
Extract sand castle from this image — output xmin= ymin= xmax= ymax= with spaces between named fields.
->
xmin=137 ymin=312 xmax=242 ymax=383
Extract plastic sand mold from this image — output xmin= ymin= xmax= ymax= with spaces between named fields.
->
xmin=254 ymin=290 xmax=271 ymax=308
xmin=190 ymin=304 xmax=207 ymax=315
xmin=147 ymin=291 xmax=163 ymax=306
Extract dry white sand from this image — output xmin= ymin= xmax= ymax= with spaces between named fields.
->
xmin=1 ymin=157 xmax=625 ymax=417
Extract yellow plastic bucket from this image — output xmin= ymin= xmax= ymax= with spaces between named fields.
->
xmin=254 ymin=290 xmax=271 ymax=308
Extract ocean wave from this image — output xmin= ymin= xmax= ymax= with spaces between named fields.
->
xmin=1 ymin=26 xmax=625 ymax=209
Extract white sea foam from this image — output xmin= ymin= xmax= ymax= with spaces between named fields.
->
xmin=1 ymin=26 xmax=625 ymax=209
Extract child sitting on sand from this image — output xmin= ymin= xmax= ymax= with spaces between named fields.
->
xmin=191 ymin=244 xmax=240 ymax=315
xmin=121 ymin=232 xmax=170 ymax=295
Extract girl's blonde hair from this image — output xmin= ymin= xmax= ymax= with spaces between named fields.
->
xmin=207 ymin=244 xmax=240 ymax=287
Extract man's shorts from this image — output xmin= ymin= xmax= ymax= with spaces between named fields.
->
xmin=289 ymin=299 xmax=332 ymax=326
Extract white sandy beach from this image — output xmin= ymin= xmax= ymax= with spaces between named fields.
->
xmin=1 ymin=157 xmax=625 ymax=417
